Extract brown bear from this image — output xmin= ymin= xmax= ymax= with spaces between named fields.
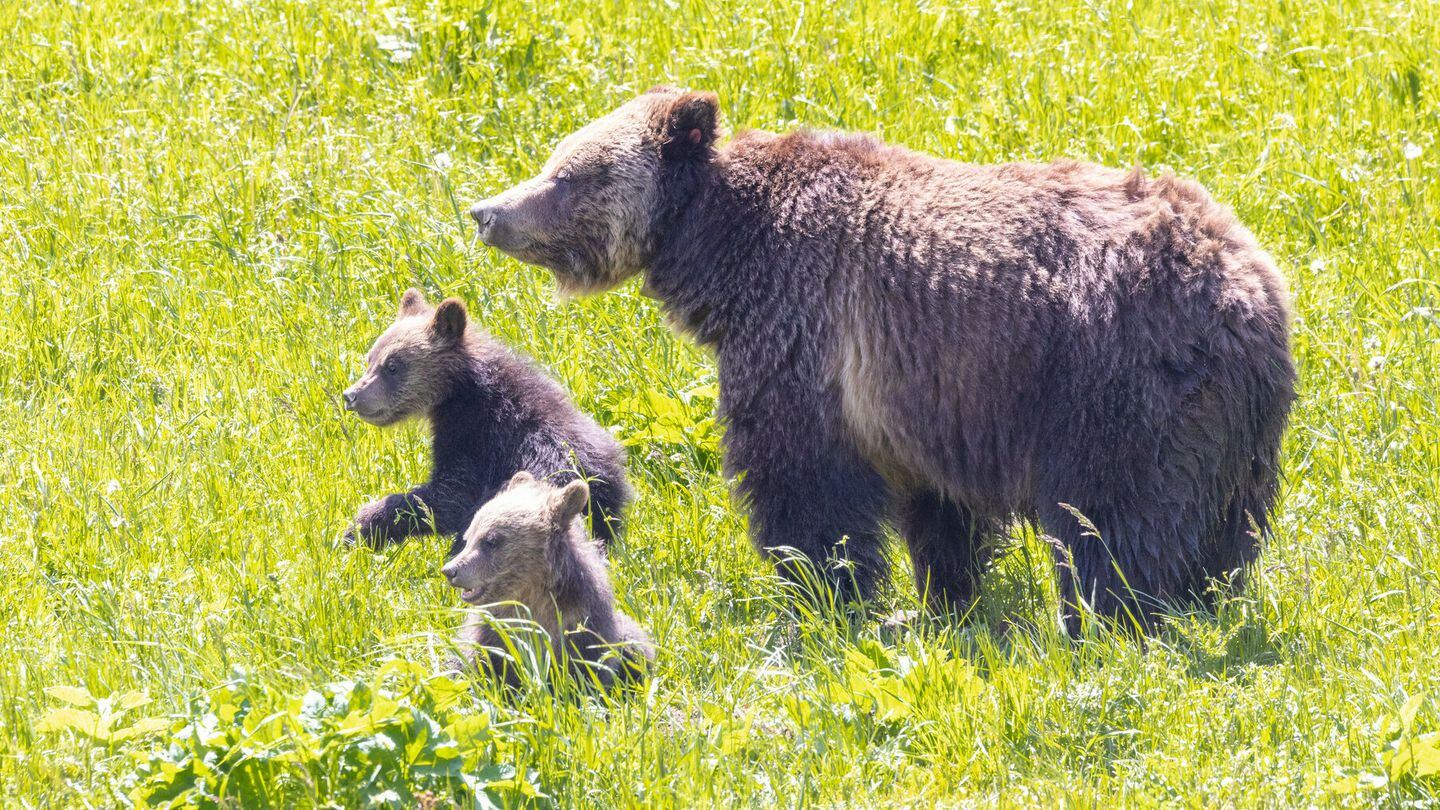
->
xmin=467 ymin=87 xmax=1296 ymax=633
xmin=441 ymin=471 xmax=653 ymax=687
xmin=342 ymin=289 xmax=632 ymax=555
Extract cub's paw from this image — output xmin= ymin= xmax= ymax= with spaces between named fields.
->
xmin=345 ymin=496 xmax=402 ymax=550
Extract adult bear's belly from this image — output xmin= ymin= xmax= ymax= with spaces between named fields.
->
xmin=832 ymin=289 xmax=1049 ymax=513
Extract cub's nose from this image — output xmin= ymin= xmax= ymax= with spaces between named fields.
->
xmin=440 ymin=560 xmax=460 ymax=584
xmin=341 ymin=388 xmax=358 ymax=411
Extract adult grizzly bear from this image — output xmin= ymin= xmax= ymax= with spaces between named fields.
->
xmin=468 ymin=88 xmax=1296 ymax=632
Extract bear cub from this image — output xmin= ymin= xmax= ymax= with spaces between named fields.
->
xmin=343 ymin=288 xmax=632 ymax=554
xmin=441 ymin=472 xmax=654 ymax=687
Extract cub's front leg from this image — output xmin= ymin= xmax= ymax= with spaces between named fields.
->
xmin=345 ymin=487 xmax=436 ymax=550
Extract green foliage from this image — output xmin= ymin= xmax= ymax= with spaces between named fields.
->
xmin=611 ymin=382 xmax=721 ymax=468
xmin=1327 ymin=695 xmax=1440 ymax=798
xmin=35 ymin=686 xmax=170 ymax=746
xmin=122 ymin=662 xmax=546 ymax=808
xmin=1 ymin=0 xmax=1437 ymax=804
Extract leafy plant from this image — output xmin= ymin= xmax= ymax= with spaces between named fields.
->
xmin=35 ymin=686 xmax=171 ymax=747
xmin=122 ymin=663 xmax=549 ymax=808
xmin=788 ymin=640 xmax=985 ymax=728
xmin=1328 ymin=695 xmax=1440 ymax=797
xmin=612 ymin=383 xmax=721 ymax=465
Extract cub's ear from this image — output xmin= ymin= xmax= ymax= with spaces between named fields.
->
xmin=660 ymin=91 xmax=720 ymax=161
xmin=550 ymin=479 xmax=590 ymax=523
xmin=398 ymin=287 xmax=429 ymax=317
xmin=505 ymin=470 xmax=536 ymax=490
xmin=430 ymin=298 xmax=468 ymax=344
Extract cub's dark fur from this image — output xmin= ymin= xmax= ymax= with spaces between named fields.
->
xmin=343 ymin=289 xmax=632 ymax=554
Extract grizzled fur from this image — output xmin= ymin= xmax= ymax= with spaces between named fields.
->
xmin=441 ymin=472 xmax=653 ymax=687
xmin=343 ymin=289 xmax=632 ymax=554
xmin=471 ymin=88 xmax=1296 ymax=632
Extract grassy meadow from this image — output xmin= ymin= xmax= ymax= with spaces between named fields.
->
xmin=1 ymin=0 xmax=1438 ymax=805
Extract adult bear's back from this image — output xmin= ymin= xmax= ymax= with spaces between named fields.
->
xmin=747 ymin=133 xmax=1298 ymax=517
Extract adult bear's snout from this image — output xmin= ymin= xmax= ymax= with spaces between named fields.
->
xmin=469 ymin=200 xmax=500 ymax=243
xmin=470 ymin=198 xmax=525 ymax=251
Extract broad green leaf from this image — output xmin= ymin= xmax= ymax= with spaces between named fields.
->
xmin=376 ymin=658 xmax=426 ymax=683
xmin=403 ymin=719 xmax=432 ymax=764
xmin=1399 ymin=694 xmax=1425 ymax=736
xmin=426 ymin=677 xmax=471 ymax=712
xmin=684 ymin=383 xmax=720 ymax=402
xmin=112 ymin=716 xmax=173 ymax=740
xmin=1391 ymin=732 xmax=1440 ymax=779
xmin=114 ymin=691 xmax=152 ymax=711
xmin=446 ymin=713 xmax=492 ymax=745
xmin=44 ymin=685 xmax=94 ymax=707
xmin=36 ymin=707 xmax=105 ymax=739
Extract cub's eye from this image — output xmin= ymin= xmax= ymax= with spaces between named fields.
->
xmin=382 ymin=357 xmax=401 ymax=375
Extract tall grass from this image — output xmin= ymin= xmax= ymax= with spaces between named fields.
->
xmin=0 ymin=0 xmax=1436 ymax=804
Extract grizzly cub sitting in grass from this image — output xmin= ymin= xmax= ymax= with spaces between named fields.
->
xmin=342 ymin=289 xmax=632 ymax=554
xmin=441 ymin=472 xmax=653 ymax=688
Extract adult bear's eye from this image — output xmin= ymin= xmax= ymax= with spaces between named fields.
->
xmin=382 ymin=357 xmax=402 ymax=375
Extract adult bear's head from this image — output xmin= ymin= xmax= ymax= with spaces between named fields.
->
xmin=468 ymin=87 xmax=720 ymax=295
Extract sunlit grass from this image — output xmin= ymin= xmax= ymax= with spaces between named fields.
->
xmin=1 ymin=0 xmax=1437 ymax=804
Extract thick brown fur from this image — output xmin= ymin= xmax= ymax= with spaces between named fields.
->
xmin=343 ymin=290 xmax=633 ymax=554
xmin=441 ymin=472 xmax=654 ymax=687
xmin=470 ymin=89 xmax=1296 ymax=633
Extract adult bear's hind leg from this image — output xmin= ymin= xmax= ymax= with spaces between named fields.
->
xmin=1042 ymin=503 xmax=1199 ymax=636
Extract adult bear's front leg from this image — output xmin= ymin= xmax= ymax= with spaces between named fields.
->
xmin=896 ymin=490 xmax=1001 ymax=618
xmin=725 ymin=409 xmax=890 ymax=607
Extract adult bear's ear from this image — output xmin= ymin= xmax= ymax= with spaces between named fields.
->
xmin=660 ymin=91 xmax=719 ymax=162
xmin=505 ymin=470 xmax=535 ymax=490
xmin=550 ymin=479 xmax=590 ymax=523
xmin=430 ymin=298 xmax=468 ymax=345
xmin=398 ymin=287 xmax=429 ymax=317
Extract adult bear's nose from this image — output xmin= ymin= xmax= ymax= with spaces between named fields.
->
xmin=440 ymin=560 xmax=460 ymax=584
xmin=341 ymin=388 xmax=358 ymax=410
xmin=469 ymin=201 xmax=498 ymax=240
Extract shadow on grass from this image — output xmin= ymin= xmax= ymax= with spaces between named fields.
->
xmin=1163 ymin=600 xmax=1293 ymax=679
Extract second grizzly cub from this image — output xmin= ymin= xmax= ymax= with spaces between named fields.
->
xmin=342 ymin=289 xmax=632 ymax=553
xmin=441 ymin=472 xmax=654 ymax=687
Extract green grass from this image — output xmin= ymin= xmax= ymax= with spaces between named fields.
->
xmin=1 ymin=0 xmax=1437 ymax=805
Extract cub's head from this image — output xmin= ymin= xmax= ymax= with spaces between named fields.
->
xmin=342 ymin=288 xmax=472 ymax=426
xmin=441 ymin=472 xmax=591 ymax=605
xmin=469 ymin=87 xmax=720 ymax=295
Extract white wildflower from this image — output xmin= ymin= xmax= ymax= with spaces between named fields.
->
xmin=1402 ymin=141 xmax=1422 ymax=161
xmin=375 ymin=34 xmax=417 ymax=63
